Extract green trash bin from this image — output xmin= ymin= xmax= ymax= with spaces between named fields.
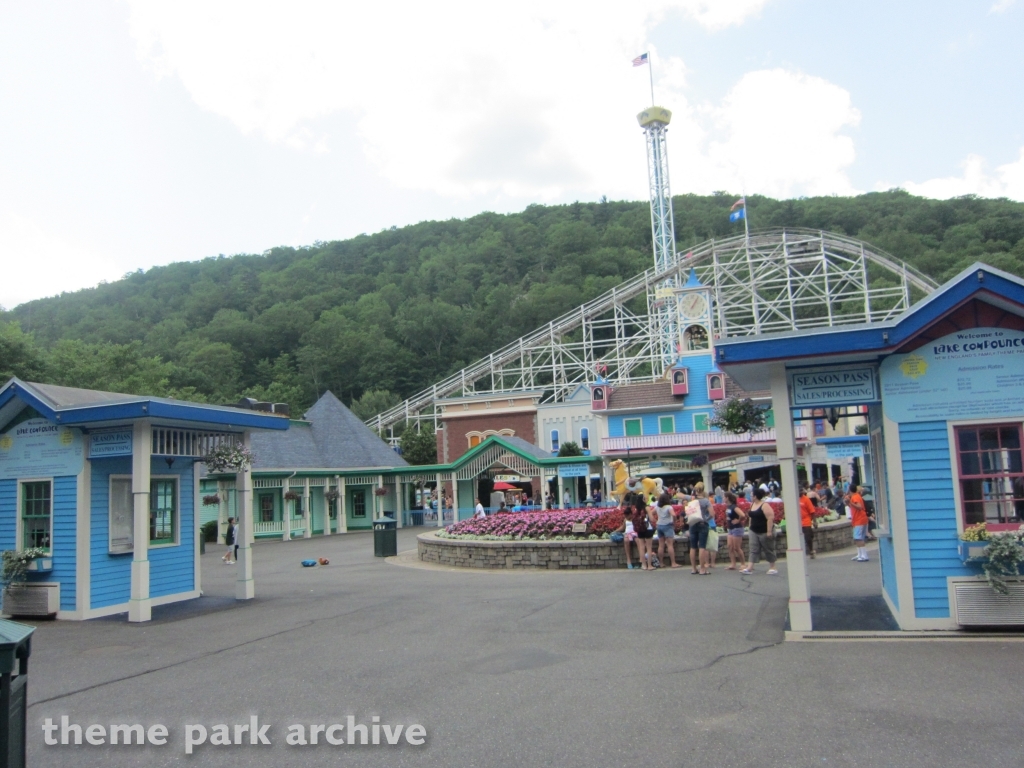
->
xmin=373 ymin=516 xmax=398 ymax=558
xmin=0 ymin=620 xmax=34 ymax=768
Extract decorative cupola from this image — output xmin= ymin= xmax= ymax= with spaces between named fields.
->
xmin=591 ymin=370 xmax=612 ymax=411
xmin=706 ymin=363 xmax=725 ymax=401
xmin=670 ymin=359 xmax=689 ymax=396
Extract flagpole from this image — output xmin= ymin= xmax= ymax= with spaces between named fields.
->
xmin=649 ymin=53 xmax=655 ymax=106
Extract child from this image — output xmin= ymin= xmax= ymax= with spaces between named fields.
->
xmin=223 ymin=517 xmax=236 ymax=563
xmin=614 ymin=507 xmax=639 ymax=569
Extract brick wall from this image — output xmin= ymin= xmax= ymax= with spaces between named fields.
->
xmin=439 ymin=411 xmax=539 ymax=463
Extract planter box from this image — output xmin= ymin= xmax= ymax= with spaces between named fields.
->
xmin=958 ymin=540 xmax=989 ymax=563
xmin=26 ymin=557 xmax=53 ymax=573
xmin=2 ymin=581 xmax=60 ymax=617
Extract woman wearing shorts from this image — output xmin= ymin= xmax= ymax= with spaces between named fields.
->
xmin=631 ymin=493 xmax=656 ymax=570
xmin=653 ymin=492 xmax=681 ymax=568
xmin=724 ymin=492 xmax=747 ymax=570
xmin=685 ymin=499 xmax=710 ymax=575
xmin=741 ymin=488 xmax=778 ymax=575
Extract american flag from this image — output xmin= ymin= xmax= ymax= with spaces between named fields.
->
xmin=730 ymin=197 xmax=745 ymax=210
xmin=632 ymin=53 xmax=648 ymax=67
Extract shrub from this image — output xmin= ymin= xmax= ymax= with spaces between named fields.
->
xmin=201 ymin=520 xmax=220 ymax=543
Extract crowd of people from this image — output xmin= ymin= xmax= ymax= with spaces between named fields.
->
xmin=612 ymin=478 xmax=873 ymax=573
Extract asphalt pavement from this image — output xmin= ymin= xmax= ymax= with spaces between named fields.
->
xmin=22 ymin=528 xmax=1024 ymax=767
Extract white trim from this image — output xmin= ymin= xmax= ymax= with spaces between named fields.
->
xmin=16 ymin=476 xmax=54 ymax=554
xmin=945 ymin=418 xmax=1024 ymax=537
xmin=193 ymin=460 xmax=201 ymax=595
xmin=882 ymin=413 xmax=917 ymax=625
xmin=108 ymin=474 xmax=134 ymax=554
xmin=81 ymin=589 xmax=202 ymax=621
xmin=76 ymin=456 xmax=91 ymax=616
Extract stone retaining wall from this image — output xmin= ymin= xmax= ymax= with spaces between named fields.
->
xmin=417 ymin=519 xmax=852 ymax=570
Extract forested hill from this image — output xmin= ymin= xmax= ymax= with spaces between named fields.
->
xmin=3 ymin=191 xmax=1024 ymax=418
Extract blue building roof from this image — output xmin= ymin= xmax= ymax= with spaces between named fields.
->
xmin=0 ymin=379 xmax=291 ymax=432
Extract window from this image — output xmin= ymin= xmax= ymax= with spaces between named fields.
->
xmin=869 ymin=429 xmax=889 ymax=532
xmin=260 ymin=495 xmax=274 ymax=522
xmin=21 ymin=481 xmax=51 ymax=552
xmin=593 ymin=387 xmax=604 ymax=401
xmin=764 ymin=409 xmax=775 ymax=428
xmin=580 ymin=428 xmax=590 ymax=451
xmin=955 ymin=424 xmax=1024 ymax=528
xmin=624 ymin=419 xmax=642 ymax=437
xmin=659 ymin=416 xmax=675 ymax=434
xmin=150 ymin=479 xmax=177 ymax=545
xmin=352 ymin=490 xmax=367 ymax=518
xmin=109 ymin=477 xmax=133 ymax=553
xmin=468 ymin=434 xmax=482 ymax=448
xmin=814 ymin=419 xmax=826 ymax=436
xmin=708 ymin=374 xmax=722 ymax=390
xmin=551 ymin=430 xmax=560 ymax=451
xmin=684 ymin=325 xmax=708 ymax=351
xmin=694 ymin=414 xmax=710 ymax=432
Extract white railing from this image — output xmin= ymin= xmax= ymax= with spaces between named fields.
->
xmin=602 ymin=425 xmax=808 ymax=453
xmin=254 ymin=520 xmax=283 ymax=535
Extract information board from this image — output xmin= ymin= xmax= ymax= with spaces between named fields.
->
xmin=789 ymin=365 xmax=879 ymax=407
xmin=90 ymin=430 xmax=133 ymax=457
xmin=557 ymin=463 xmax=590 ymax=478
xmin=881 ymin=328 xmax=1024 ymax=422
xmin=0 ymin=418 xmax=85 ymax=479
xmin=825 ymin=443 xmax=864 ymax=460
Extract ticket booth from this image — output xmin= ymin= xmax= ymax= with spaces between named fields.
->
xmin=717 ymin=263 xmax=1024 ymax=631
xmin=0 ymin=379 xmax=289 ymax=621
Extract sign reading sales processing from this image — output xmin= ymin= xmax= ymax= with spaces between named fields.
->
xmin=788 ymin=365 xmax=879 ymax=408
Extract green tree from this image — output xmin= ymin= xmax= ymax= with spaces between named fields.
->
xmin=400 ymin=424 xmax=437 ymax=465
xmin=0 ymin=320 xmax=47 ymax=381
xmin=557 ymin=441 xmax=584 ymax=457
xmin=350 ymin=389 xmax=401 ymax=421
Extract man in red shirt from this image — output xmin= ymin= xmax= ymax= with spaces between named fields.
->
xmin=848 ymin=486 xmax=869 ymax=562
xmin=799 ymin=487 xmax=817 ymax=559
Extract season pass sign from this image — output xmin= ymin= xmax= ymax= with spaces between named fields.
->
xmin=881 ymin=328 xmax=1024 ymax=422
xmin=789 ymin=365 xmax=879 ymax=408
xmin=0 ymin=418 xmax=85 ymax=479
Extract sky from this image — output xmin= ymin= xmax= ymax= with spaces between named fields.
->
xmin=1 ymin=0 xmax=1023 ymax=309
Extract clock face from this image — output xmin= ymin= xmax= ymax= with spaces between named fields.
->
xmin=680 ymin=292 xmax=707 ymax=319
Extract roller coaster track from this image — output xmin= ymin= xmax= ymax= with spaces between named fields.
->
xmin=368 ymin=228 xmax=937 ymax=438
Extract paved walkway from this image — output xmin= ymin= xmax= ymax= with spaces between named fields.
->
xmin=23 ymin=529 xmax=1023 ymax=767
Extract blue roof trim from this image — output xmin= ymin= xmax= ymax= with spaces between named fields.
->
xmin=0 ymin=380 xmax=288 ymax=431
xmin=717 ymin=264 xmax=1024 ymax=365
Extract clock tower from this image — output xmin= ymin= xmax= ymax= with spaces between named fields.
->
xmin=676 ymin=268 xmax=714 ymax=358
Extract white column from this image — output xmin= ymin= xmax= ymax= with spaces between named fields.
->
xmin=282 ymin=479 xmax=292 ymax=541
xmin=323 ymin=481 xmax=332 ymax=536
xmin=378 ymin=474 xmax=385 ymax=521
xmin=217 ymin=480 xmax=229 ymax=542
xmin=770 ymin=364 xmax=812 ymax=632
xmin=701 ymin=464 xmax=713 ymax=492
xmin=235 ymin=432 xmax=256 ymax=600
xmin=435 ymin=473 xmax=444 ymax=526
xmin=451 ymin=473 xmax=460 ymax=522
xmin=396 ymin=479 xmax=404 ymax=528
xmin=339 ymin=476 xmax=348 ymax=533
xmin=302 ymin=477 xmax=311 ymax=538
xmin=557 ymin=472 xmax=566 ymax=509
xmin=128 ymin=420 xmax=152 ymax=623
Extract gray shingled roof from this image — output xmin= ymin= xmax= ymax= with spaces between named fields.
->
xmin=498 ymin=435 xmax=554 ymax=461
xmin=251 ymin=391 xmax=408 ymax=470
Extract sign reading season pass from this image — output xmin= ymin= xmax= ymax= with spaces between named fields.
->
xmin=89 ymin=430 xmax=133 ymax=457
xmin=788 ymin=365 xmax=879 ymax=408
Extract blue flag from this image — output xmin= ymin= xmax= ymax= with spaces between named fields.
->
xmin=729 ymin=207 xmax=745 ymax=222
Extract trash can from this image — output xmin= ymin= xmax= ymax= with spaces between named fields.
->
xmin=410 ymin=508 xmax=424 ymax=526
xmin=0 ymin=619 xmax=34 ymax=768
xmin=373 ymin=516 xmax=398 ymax=558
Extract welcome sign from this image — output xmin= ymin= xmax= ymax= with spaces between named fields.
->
xmin=881 ymin=327 xmax=1024 ymax=422
xmin=0 ymin=417 xmax=85 ymax=479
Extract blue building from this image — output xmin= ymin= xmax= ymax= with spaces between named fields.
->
xmin=0 ymin=379 xmax=288 ymax=621
xmin=718 ymin=262 xmax=1024 ymax=631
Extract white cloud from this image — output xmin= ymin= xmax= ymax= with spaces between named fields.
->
xmin=125 ymin=1 xmax=868 ymax=203
xmin=990 ymin=0 xmax=1016 ymax=14
xmin=0 ymin=212 xmax=122 ymax=310
xmin=890 ymin=149 xmax=1024 ymax=200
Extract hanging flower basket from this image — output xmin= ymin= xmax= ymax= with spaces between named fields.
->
xmin=690 ymin=453 xmax=709 ymax=468
xmin=283 ymin=491 xmax=301 ymax=501
xmin=324 ymin=489 xmax=340 ymax=502
xmin=374 ymin=487 xmax=389 ymax=497
xmin=203 ymin=443 xmax=255 ymax=473
xmin=202 ymin=494 xmax=221 ymax=506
